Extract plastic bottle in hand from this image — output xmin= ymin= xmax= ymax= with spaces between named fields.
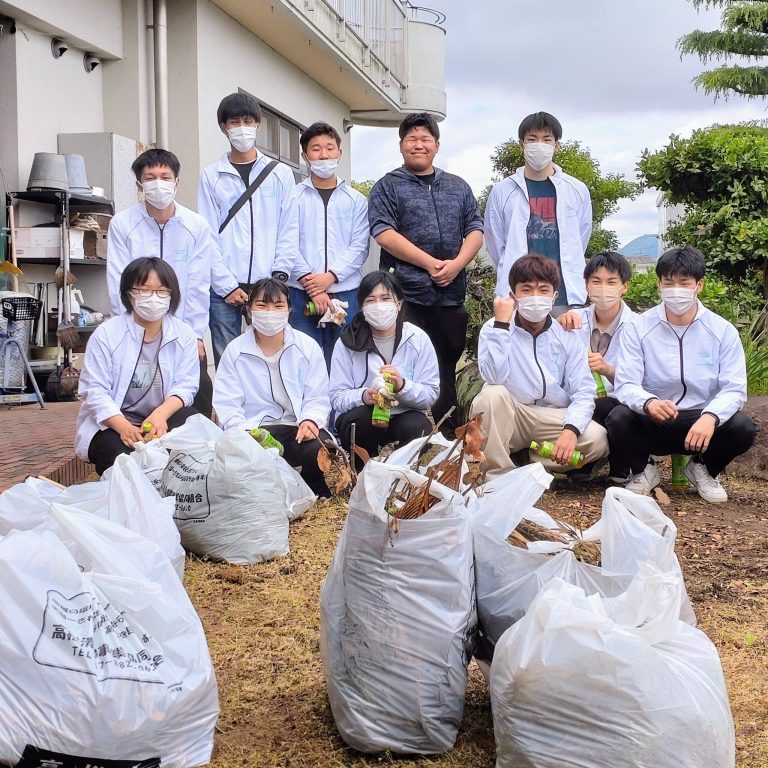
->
xmin=249 ymin=426 xmax=285 ymax=455
xmin=593 ymin=370 xmax=607 ymax=398
xmin=670 ymin=453 xmax=690 ymax=492
xmin=530 ymin=440 xmax=584 ymax=468
xmin=304 ymin=301 xmax=320 ymax=317
xmin=371 ymin=372 xmax=394 ymax=428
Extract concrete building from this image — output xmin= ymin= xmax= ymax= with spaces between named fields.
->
xmin=656 ymin=192 xmax=686 ymax=251
xmin=0 ymin=0 xmax=447 ymax=209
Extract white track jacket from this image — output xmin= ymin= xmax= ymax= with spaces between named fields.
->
xmin=614 ymin=302 xmax=747 ymax=423
xmin=107 ymin=202 xmax=213 ymax=339
xmin=75 ymin=313 xmax=199 ymax=460
xmin=329 ymin=321 xmax=439 ymax=415
xmin=212 ymin=325 xmax=330 ymax=430
xmin=478 ymin=315 xmax=597 ymax=434
xmin=289 ymin=178 xmax=370 ymax=293
xmin=484 ymin=165 xmax=592 ymax=302
xmin=198 ymin=152 xmax=299 ymax=293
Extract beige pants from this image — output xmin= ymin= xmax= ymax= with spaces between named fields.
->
xmin=469 ymin=384 xmax=609 ymax=478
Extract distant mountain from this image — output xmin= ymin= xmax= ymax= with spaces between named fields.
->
xmin=619 ymin=234 xmax=660 ymax=259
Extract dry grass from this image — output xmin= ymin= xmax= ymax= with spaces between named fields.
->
xmin=184 ymin=465 xmax=768 ymax=767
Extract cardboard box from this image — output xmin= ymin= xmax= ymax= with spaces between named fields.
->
xmin=13 ymin=227 xmax=86 ymax=260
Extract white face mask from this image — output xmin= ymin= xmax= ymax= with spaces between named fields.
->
xmin=588 ymin=286 xmax=622 ymax=312
xmin=523 ymin=142 xmax=555 ymax=172
xmin=251 ymin=309 xmax=289 ymax=336
xmin=227 ymin=125 xmax=258 ymax=153
xmin=661 ymin=287 xmax=697 ymax=316
xmin=132 ymin=293 xmax=171 ymax=322
xmin=516 ymin=295 xmax=554 ymax=323
xmin=363 ymin=301 xmax=399 ymax=330
xmin=309 ymin=158 xmax=339 ymax=179
xmin=141 ymin=179 xmax=176 ymax=209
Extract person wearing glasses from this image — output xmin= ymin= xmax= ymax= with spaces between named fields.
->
xmin=74 ymin=257 xmax=199 ymax=475
xmin=212 ymin=277 xmax=332 ymax=497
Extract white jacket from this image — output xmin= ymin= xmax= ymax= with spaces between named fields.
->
xmin=74 ymin=313 xmax=199 ymax=460
xmin=197 ymin=151 xmax=299 ymax=294
xmin=484 ymin=165 xmax=592 ymax=302
xmin=478 ymin=315 xmax=596 ymax=434
xmin=289 ymin=178 xmax=370 ymax=293
xmin=572 ymin=301 xmax=638 ymax=394
xmin=329 ymin=320 xmax=439 ymax=415
xmin=614 ymin=302 xmax=747 ymax=423
xmin=212 ymin=325 xmax=330 ymax=430
xmin=106 ymin=202 xmax=213 ymax=339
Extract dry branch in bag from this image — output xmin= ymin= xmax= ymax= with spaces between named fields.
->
xmin=507 ymin=518 xmax=602 ymax=567
xmin=317 ymin=441 xmax=354 ymax=497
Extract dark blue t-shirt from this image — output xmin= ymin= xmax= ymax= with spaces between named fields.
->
xmin=526 ymin=178 xmax=567 ymax=305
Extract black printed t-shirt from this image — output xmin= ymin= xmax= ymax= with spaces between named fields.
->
xmin=526 ymin=177 xmax=567 ymax=305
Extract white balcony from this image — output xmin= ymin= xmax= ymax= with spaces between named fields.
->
xmin=209 ymin=0 xmax=446 ymax=125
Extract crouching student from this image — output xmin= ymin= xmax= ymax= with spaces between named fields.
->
xmin=75 ymin=257 xmax=199 ymax=475
xmin=608 ymin=246 xmax=756 ymax=502
xmin=329 ymin=271 xmax=439 ymax=468
xmin=212 ymin=277 xmax=332 ymax=496
xmin=470 ymin=254 xmax=608 ymax=479
xmin=558 ymin=251 xmax=637 ymax=426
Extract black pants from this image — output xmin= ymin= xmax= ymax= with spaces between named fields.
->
xmin=591 ymin=396 xmax=624 ymax=477
xmin=193 ymin=354 xmax=213 ymax=418
xmin=405 ymin=302 xmax=467 ymax=435
xmin=336 ymin=405 xmax=432 ymax=471
xmin=605 ymin=405 xmax=756 ymax=478
xmin=88 ymin=405 xmax=198 ymax=476
xmin=266 ymin=424 xmax=333 ymax=497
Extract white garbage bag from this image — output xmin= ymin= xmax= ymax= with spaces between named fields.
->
xmin=129 ymin=438 xmax=171 ymax=490
xmin=319 ymin=459 xmax=476 ymax=754
xmin=490 ymin=567 xmax=735 ymax=768
xmin=276 ymin=459 xmax=316 ymax=522
xmin=0 ymin=455 xmax=185 ymax=579
xmin=0 ymin=517 xmax=218 ymax=766
xmin=473 ymin=478 xmax=695 ymax=653
xmin=155 ymin=415 xmax=290 ymax=564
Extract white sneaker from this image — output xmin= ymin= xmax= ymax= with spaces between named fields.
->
xmin=684 ymin=460 xmax=728 ymax=503
xmin=624 ymin=463 xmax=661 ymax=495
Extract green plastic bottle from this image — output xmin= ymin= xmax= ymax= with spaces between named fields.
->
xmin=593 ymin=370 xmax=607 ymax=398
xmin=249 ymin=426 xmax=285 ymax=455
xmin=670 ymin=453 xmax=690 ymax=491
xmin=305 ymin=301 xmax=319 ymax=316
xmin=371 ymin=372 xmax=394 ymax=428
xmin=530 ymin=440 xmax=584 ymax=468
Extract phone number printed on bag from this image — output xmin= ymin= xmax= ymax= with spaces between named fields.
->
xmin=32 ymin=590 xmax=168 ymax=684
xmin=160 ymin=450 xmax=212 ymax=521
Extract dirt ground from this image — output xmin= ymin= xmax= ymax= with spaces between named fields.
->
xmin=185 ymin=459 xmax=768 ymax=768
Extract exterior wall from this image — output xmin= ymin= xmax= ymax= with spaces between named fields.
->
xmin=657 ymin=193 xmax=686 ymax=250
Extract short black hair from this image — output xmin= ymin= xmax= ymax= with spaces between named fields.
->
xmin=248 ymin=278 xmax=290 ymax=307
xmin=300 ymin=121 xmax=342 ymax=153
xmin=655 ymin=246 xmax=706 ymax=282
xmin=217 ymin=92 xmax=262 ymax=125
xmin=509 ymin=254 xmax=560 ymax=291
xmin=357 ymin=270 xmax=405 ymax=307
xmin=518 ymin=112 xmax=563 ymax=142
xmin=120 ymin=257 xmax=181 ymax=314
xmin=584 ymin=251 xmax=632 ymax=283
xmin=131 ymin=149 xmax=180 ymax=181
xmin=398 ymin=112 xmax=440 ymax=142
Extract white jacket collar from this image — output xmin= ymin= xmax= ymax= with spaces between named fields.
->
xmin=512 ymin=163 xmax=566 ymax=193
xmin=240 ymin=324 xmax=298 ymax=357
xmin=215 ymin=149 xmax=267 ymax=175
xmin=299 ymin=176 xmax=347 ymax=191
xmin=653 ymin=299 xmax=706 ymax=325
xmin=122 ymin=312 xmax=180 ymax=345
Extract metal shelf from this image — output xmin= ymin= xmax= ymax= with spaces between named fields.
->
xmin=17 ymin=257 xmax=106 ymax=266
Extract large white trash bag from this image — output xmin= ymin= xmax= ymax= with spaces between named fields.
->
xmin=156 ymin=415 xmax=290 ymax=563
xmin=473 ymin=477 xmax=695 ymax=652
xmin=130 ymin=438 xmax=171 ymax=489
xmin=0 ymin=456 xmax=185 ymax=579
xmin=490 ymin=567 xmax=735 ymax=768
xmin=0 ymin=523 xmax=218 ymax=766
xmin=319 ymin=460 xmax=476 ymax=754
xmin=276 ymin=458 xmax=316 ymax=522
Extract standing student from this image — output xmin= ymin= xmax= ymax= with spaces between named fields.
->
xmin=75 ymin=258 xmax=199 ymax=475
xmin=608 ymin=246 xmax=756 ymax=502
xmin=484 ymin=111 xmax=592 ymax=313
xmin=107 ymin=148 xmax=214 ymax=416
xmin=289 ymin=121 xmax=369 ymax=369
xmin=368 ymin=112 xmax=483 ymax=437
xmin=198 ymin=92 xmax=299 ymax=364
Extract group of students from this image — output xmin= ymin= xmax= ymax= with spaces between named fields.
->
xmin=74 ymin=98 xmax=756 ymax=503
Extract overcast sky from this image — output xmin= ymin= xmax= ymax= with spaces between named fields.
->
xmin=350 ymin=0 xmax=764 ymax=248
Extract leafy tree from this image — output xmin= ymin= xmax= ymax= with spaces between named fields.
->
xmin=481 ymin=140 xmax=638 ymax=256
xmin=350 ymin=179 xmax=374 ymax=197
xmin=678 ymin=0 xmax=768 ymax=99
xmin=638 ymin=122 xmax=768 ymax=296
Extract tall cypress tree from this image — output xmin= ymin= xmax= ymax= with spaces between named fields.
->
xmin=679 ymin=1 xmax=768 ymax=97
